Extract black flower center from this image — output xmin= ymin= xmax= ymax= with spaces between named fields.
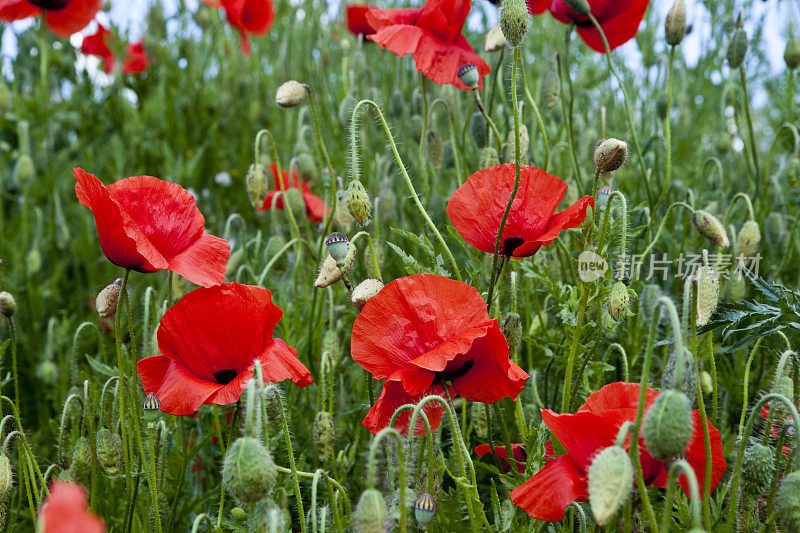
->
xmin=434 ymin=360 xmax=475 ymax=384
xmin=213 ymin=368 xmax=238 ymax=385
xmin=27 ymin=0 xmax=71 ymax=10
xmin=502 ymin=237 xmax=525 ymax=256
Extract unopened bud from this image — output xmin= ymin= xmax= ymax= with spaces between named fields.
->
xmin=294 ymin=152 xmax=316 ymax=182
xmin=0 ymin=292 xmax=16 ymax=318
xmin=770 ymin=375 xmax=795 ymax=421
xmin=499 ymin=0 xmax=530 ymax=48
xmin=696 ymin=264 xmax=719 ymax=327
xmin=742 ymin=443 xmax=775 ymax=496
xmin=643 ymin=389 xmax=693 ymax=461
xmin=69 ymin=437 xmax=92 ymax=482
xmin=351 ymin=279 xmax=384 ymax=309
xmin=562 ymin=0 xmax=590 ymax=16
xmin=0 ymin=455 xmax=12 ymax=501
xmin=26 ymin=249 xmax=41 ymax=274
xmin=478 ymin=147 xmax=499 ymax=169
xmin=587 ymin=445 xmax=632 ymax=526
xmin=231 ymin=507 xmax=247 ymax=522
xmin=778 ymin=471 xmax=800 ymax=533
xmin=469 ymin=112 xmax=488 ymax=147
xmin=484 ymin=26 xmax=507 ymax=53
xmin=503 ymin=125 xmax=529 ymax=163
xmin=727 ymin=24 xmax=748 ymax=69
xmin=246 ymin=164 xmax=269 ymax=208
xmin=313 ymin=411 xmax=335 ymax=459
xmin=471 ymin=402 xmax=488 ymax=439
xmin=593 ymin=139 xmax=629 ymax=172
xmin=223 ymin=437 xmax=277 ymax=503
xmin=13 ymin=154 xmax=34 ymax=187
xmin=726 ymin=271 xmax=746 ymax=302
xmin=542 ymin=57 xmax=560 ymax=110
xmin=700 ymin=370 xmax=713 ymax=395
xmin=665 ymin=0 xmax=687 ymax=46
xmin=413 ymin=493 xmax=437 ymax=528
xmin=96 ymin=278 xmax=122 ymax=319
xmin=96 ymin=428 xmax=123 ymax=476
xmin=606 ymin=281 xmax=630 ymax=323
xmin=283 ymin=187 xmax=306 ymax=220
xmin=354 ymin=489 xmax=386 ymax=533
xmin=738 ymin=220 xmax=761 ymax=257
xmin=662 ymin=349 xmax=697 ymax=403
xmin=692 ymin=210 xmax=730 ymax=247
xmin=785 ymin=35 xmax=800 ymax=70
xmin=275 ymin=80 xmax=307 ymax=108
xmin=501 ymin=312 xmax=522 ymax=356
xmin=425 ymin=130 xmax=444 ymax=170
xmin=765 ymin=212 xmax=785 ymax=244
xmin=36 ymin=360 xmax=58 ymax=385
xmin=346 ymin=180 xmax=371 ymax=226
xmin=322 ymin=330 xmax=343 ymax=364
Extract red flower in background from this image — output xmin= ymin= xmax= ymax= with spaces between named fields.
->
xmin=510 ymin=382 xmax=727 ymax=522
xmin=0 ymin=0 xmax=101 ymax=37
xmin=39 ymin=481 xmax=105 ymax=533
xmin=346 ymin=4 xmax=376 ymax=36
xmin=74 ymin=168 xmax=230 ymax=287
xmin=447 ymin=164 xmax=593 ymax=258
xmin=351 ymin=274 xmax=529 ymax=435
xmin=122 ymin=41 xmax=149 ymax=73
xmin=258 ymin=163 xmax=328 ymax=224
xmin=365 ymin=0 xmax=491 ymax=91
xmin=547 ymin=0 xmax=649 ymax=53
xmin=137 ymin=283 xmax=312 ymax=416
xmin=526 ymin=0 xmax=547 ymax=14
xmin=80 ymin=23 xmax=114 ymax=73
xmin=205 ymin=0 xmax=274 ymax=55
xmin=475 ymin=443 xmax=527 ymax=474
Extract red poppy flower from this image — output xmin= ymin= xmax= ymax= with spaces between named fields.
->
xmin=0 ymin=0 xmax=101 ymax=38
xmin=526 ymin=0 xmax=547 ymax=14
xmin=546 ymin=0 xmax=649 ymax=53
xmin=122 ymin=41 xmax=148 ymax=73
xmin=510 ymin=382 xmax=727 ymax=522
xmin=74 ymin=168 xmax=230 ymax=288
xmin=258 ymin=163 xmax=328 ymax=224
xmin=475 ymin=443 xmax=527 ymax=474
xmin=365 ymin=0 xmax=491 ymax=91
xmin=204 ymin=0 xmax=274 ymax=55
xmin=80 ymin=24 xmax=114 ymax=73
xmin=39 ymin=481 xmax=105 ymax=533
xmin=351 ymin=273 xmax=529 ymax=436
xmin=137 ymin=283 xmax=312 ymax=416
xmin=447 ymin=163 xmax=593 ymax=258
xmin=346 ymin=4 xmax=376 ymax=36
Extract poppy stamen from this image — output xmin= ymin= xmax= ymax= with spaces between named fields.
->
xmin=213 ymin=369 xmax=239 ymax=385
xmin=28 ymin=0 xmax=71 ymax=9
xmin=502 ymin=236 xmax=525 ymax=256
xmin=435 ymin=360 xmax=475 ymax=383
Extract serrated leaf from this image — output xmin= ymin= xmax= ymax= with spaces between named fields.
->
xmin=85 ymin=354 xmax=117 ymax=378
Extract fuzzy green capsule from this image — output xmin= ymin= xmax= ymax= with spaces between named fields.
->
xmin=643 ymin=389 xmax=693 ymax=461
xmin=785 ymin=35 xmax=800 ymax=70
xmin=478 ymin=147 xmax=499 ymax=169
xmin=779 ymin=471 xmax=800 ymax=533
xmin=469 ymin=112 xmax=487 ymax=147
xmin=737 ymin=220 xmax=761 ymax=257
xmin=665 ymin=0 xmax=687 ymax=46
xmin=346 ymin=179 xmax=371 ymax=226
xmin=223 ymin=437 xmax=277 ymax=503
xmin=388 ymin=90 xmax=405 ymax=118
xmin=662 ymin=349 xmax=697 ymax=403
xmin=499 ymin=0 xmax=530 ymax=48
xmin=13 ymin=154 xmax=34 ymax=188
xmin=69 ymin=437 xmax=92 ymax=483
xmin=542 ymin=57 xmax=560 ymax=110
xmin=354 ymin=489 xmax=386 ymax=533
xmin=0 ymin=455 xmax=13 ymax=501
xmin=606 ymin=281 xmax=630 ymax=323
xmin=313 ymin=411 xmax=335 ymax=459
xmin=765 ymin=212 xmax=785 ymax=244
xmin=695 ymin=265 xmax=719 ymax=327
xmin=96 ymin=428 xmax=123 ymax=476
xmin=503 ymin=124 xmax=529 ymax=163
xmin=692 ymin=210 xmax=729 ymax=247
xmin=742 ymin=443 xmax=775 ymax=496
xmin=727 ymin=26 xmax=748 ymax=69
xmin=587 ymin=446 xmax=632 ymax=526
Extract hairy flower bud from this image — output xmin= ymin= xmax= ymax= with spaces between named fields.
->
xmin=322 ymin=330 xmax=343 ymax=364
xmin=355 ymin=489 xmax=386 ymax=533
xmin=499 ymin=0 xmax=530 ymax=48
xmin=742 ymin=443 xmax=775 ymax=496
xmin=246 ymin=163 xmax=269 ymax=208
xmin=765 ymin=212 xmax=785 ymax=244
xmin=96 ymin=428 xmax=123 ymax=476
xmin=13 ymin=154 xmax=34 ymax=187
xmin=738 ymin=220 xmax=761 ymax=257
xmin=425 ymin=130 xmax=444 ymax=170
xmin=96 ymin=278 xmax=122 ymax=319
xmin=542 ymin=57 xmax=560 ymax=110
xmin=696 ymin=265 xmax=719 ymax=327
xmin=692 ymin=210 xmax=730 ymax=247
xmin=36 ymin=360 xmax=58 ymax=385
xmin=313 ymin=411 xmax=335 ymax=459
xmin=770 ymin=375 xmax=795 ymax=422
xmin=501 ymin=311 xmax=522 ymax=356
xmin=778 ymin=471 xmax=800 ymax=533
xmin=275 ymin=80 xmax=307 ymax=108
xmin=0 ymin=455 xmax=13 ymax=501
xmin=606 ymin=281 xmax=630 ymax=323
xmin=484 ymin=25 xmax=507 ymax=53
xmin=643 ymin=389 xmax=693 ymax=461
xmin=69 ymin=437 xmax=92 ymax=483
xmin=457 ymin=64 xmax=480 ymax=90
xmin=351 ymin=279 xmax=384 ymax=309
xmin=469 ymin=112 xmax=487 ymax=147
xmin=413 ymin=493 xmax=437 ymax=528
xmin=478 ymin=147 xmax=499 ymax=169
xmin=665 ymin=0 xmax=687 ymax=45
xmin=662 ymin=349 xmax=697 ymax=403
xmin=283 ymin=187 xmax=306 ymax=220
xmin=593 ymin=139 xmax=629 ymax=172
xmin=700 ymin=371 xmax=713 ymax=395
xmin=727 ymin=24 xmax=748 ymax=69
xmin=786 ymin=35 xmax=800 ymax=70
xmin=223 ymin=437 xmax=277 ymax=503
xmin=0 ymin=292 xmax=16 ymax=318
xmin=503 ymin=125 xmax=529 ymax=163
xmin=231 ymin=507 xmax=247 ymax=522
xmin=587 ymin=445 xmax=633 ymax=526
xmin=346 ymin=180 xmax=371 ymax=226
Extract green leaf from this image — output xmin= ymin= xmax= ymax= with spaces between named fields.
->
xmin=85 ymin=354 xmax=117 ymax=378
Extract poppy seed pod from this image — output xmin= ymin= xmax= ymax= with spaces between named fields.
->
xmin=643 ymin=389 xmax=693 ymax=461
xmin=13 ymin=154 xmax=34 ymax=187
xmin=413 ymin=493 xmax=437 ymax=528
xmin=499 ymin=0 xmax=530 ymax=48
xmin=593 ymin=139 xmax=629 ymax=172
xmin=742 ymin=443 xmax=775 ymax=496
xmin=765 ymin=212 xmax=785 ymax=244
xmin=484 ymin=25 xmax=507 ymax=53
xmin=457 ymin=64 xmax=480 ymax=91
xmin=504 ymin=125 xmax=529 ymax=163
xmin=96 ymin=278 xmax=123 ymax=319
xmin=692 ymin=210 xmax=730 ymax=247
xmin=325 ymin=232 xmax=350 ymax=262
xmin=95 ymin=428 xmax=123 ymax=476
xmin=275 ymin=80 xmax=307 ymax=108
xmin=0 ymin=455 xmax=12 ymax=501
xmin=246 ymin=163 xmax=269 ymax=209
xmin=69 ymin=437 xmax=92 ymax=483
xmin=587 ymin=445 xmax=633 ymax=526
xmin=346 ymin=180 xmax=371 ymax=226
xmin=665 ymin=0 xmax=687 ymax=46
xmin=786 ymin=35 xmax=800 ymax=70
xmin=695 ymin=265 xmax=719 ymax=327
xmin=738 ymin=220 xmax=761 ymax=257
xmin=662 ymin=349 xmax=697 ymax=403
xmin=354 ymin=489 xmax=387 ymax=533
xmin=562 ymin=0 xmax=590 ymax=16
xmin=606 ymin=281 xmax=630 ymax=322
xmin=223 ymin=437 xmax=277 ymax=503
xmin=479 ymin=147 xmax=500 ymax=169
xmin=727 ymin=21 xmax=748 ymax=69
xmin=142 ymin=392 xmax=162 ymax=423
xmin=778 ymin=471 xmax=800 ymax=533
xmin=351 ymin=279 xmax=384 ymax=309
xmin=425 ymin=130 xmax=444 ymax=170
xmin=312 ymin=411 xmax=335 ymax=459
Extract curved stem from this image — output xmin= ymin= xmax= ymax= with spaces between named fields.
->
xmin=366 ymin=427 xmax=407 ymax=533
xmin=659 ymin=459 xmax=702 ymax=531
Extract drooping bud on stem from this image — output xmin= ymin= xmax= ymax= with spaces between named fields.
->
xmin=96 ymin=278 xmax=123 ymax=319
xmin=587 ymin=445 xmax=633 ymax=526
xmin=354 ymin=488 xmax=387 ymax=533
xmin=275 ymin=80 xmax=307 ymax=108
xmin=737 ymin=220 xmax=761 ymax=257
xmin=593 ymin=139 xmax=629 ymax=172
xmin=727 ymin=17 xmax=748 ymax=69
xmin=0 ymin=292 xmax=15 ymax=318
xmin=643 ymin=389 xmax=693 ymax=461
xmin=351 ymin=279 xmax=384 ymax=309
xmin=692 ymin=210 xmax=730 ymax=247
xmin=223 ymin=437 xmax=277 ymax=503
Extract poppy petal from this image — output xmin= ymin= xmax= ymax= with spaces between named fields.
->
xmin=577 ymin=381 xmax=658 ymax=414
xmin=363 ymin=379 xmax=445 ymax=436
xmin=364 ymin=7 xmax=419 ymax=31
xmin=0 ymin=0 xmax=41 ymax=22
xmin=367 ymin=24 xmax=425 ymax=58
xmin=541 ymin=409 xmax=621 ymax=468
xmin=44 ymin=0 xmax=102 ymax=37
xmin=534 ymin=195 xmax=594 ymax=246
xmin=137 ymin=355 xmax=223 ymax=416
xmin=346 ymin=4 xmax=376 ymax=36
xmin=39 ymin=481 xmax=105 ymax=533
xmin=167 ymin=232 xmax=230 ymax=288
xmin=511 ymin=454 xmax=588 ymax=521
xmin=412 ymin=34 xmax=490 ymax=90
xmin=526 ymin=0 xmax=547 ymax=14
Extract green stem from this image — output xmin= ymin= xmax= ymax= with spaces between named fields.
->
xmin=738 ymin=68 xmax=762 ymax=200
xmin=518 ymin=56 xmax=550 ymax=171
xmin=654 ymin=46 xmax=676 ymax=215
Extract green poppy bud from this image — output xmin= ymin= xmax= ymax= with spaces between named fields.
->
xmin=742 ymin=443 xmax=775 ymax=496
xmin=248 ymin=499 xmax=286 ymax=532
xmin=334 ymin=190 xmax=355 ymax=231
xmin=785 ymin=35 xmax=800 ymax=70
xmin=283 ymin=187 xmax=306 ymax=220
xmin=313 ymin=411 xmax=335 ymax=459
xmin=96 ymin=428 xmax=123 ymax=476
xmin=738 ymin=220 xmax=761 ymax=257
xmin=662 ymin=349 xmax=697 ymax=402
xmin=725 ymin=271 xmax=746 ymax=302
xmin=69 ymin=437 xmax=92 ymax=483
xmin=469 ymin=112 xmax=487 ymax=147
xmin=593 ymin=138 xmax=629 ymax=172
xmin=96 ymin=278 xmax=122 ymax=319
xmin=36 ymin=360 xmax=58 ymax=385
xmin=700 ymin=371 xmax=713 ymax=395
xmin=696 ymin=265 xmax=719 ymax=327
xmin=727 ymin=24 xmax=748 ymax=69
xmin=424 ymin=130 xmax=444 ymax=170
xmin=346 ymin=180 xmax=371 ymax=226
xmin=770 ymin=375 xmax=795 ymax=422
xmin=665 ymin=0 xmax=687 ymax=46
xmin=0 ymin=292 xmax=16 ymax=318
xmin=231 ymin=507 xmax=247 ymax=522
xmin=499 ymin=0 xmax=530 ymax=48
xmin=478 ymin=147 xmax=499 ymax=169
xmin=26 ymin=248 xmax=41 ymax=274
xmin=354 ymin=488 xmax=386 ymax=533
xmin=542 ymin=57 xmax=560 ymax=110
xmin=501 ymin=311 xmax=522 ymax=356
xmin=643 ymin=389 xmax=693 ymax=461
xmin=322 ymin=329 xmax=343 ymax=365
xmin=295 ymin=152 xmax=317 ymax=182
xmin=246 ymin=163 xmax=269 ymax=209
xmin=606 ymin=281 xmax=630 ymax=323
xmin=765 ymin=212 xmax=785 ymax=245
xmin=778 ymin=471 xmax=800 ymax=533
xmin=13 ymin=154 xmax=34 ymax=188
xmin=692 ymin=210 xmax=730 ymax=247
xmin=223 ymin=437 xmax=277 ymax=503
xmin=601 ymin=307 xmax=618 ymax=337
xmin=275 ymin=80 xmax=307 ymax=108
xmin=413 ymin=493 xmax=437 ymax=528
xmin=0 ymin=455 xmax=13 ymax=501
xmin=587 ymin=445 xmax=633 ymax=526
xmin=503 ymin=125 xmax=529 ymax=163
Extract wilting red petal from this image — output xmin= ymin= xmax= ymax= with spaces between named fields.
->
xmin=416 ymin=0 xmax=470 ymax=43
xmin=447 ymin=164 xmax=592 ymax=258
xmin=363 ymin=379 xmax=446 ymax=436
xmin=364 ymin=7 xmax=419 ymax=30
xmin=0 ymin=0 xmax=41 ymax=22
xmin=80 ymin=24 xmax=115 ymax=74
xmin=39 ymin=481 xmax=105 ymax=533
xmin=511 ymin=455 xmax=588 ymax=521
xmin=475 ymin=443 xmax=527 ymax=473
xmin=346 ymin=4 xmax=376 ymax=36
xmin=45 ymin=0 xmax=102 ymax=37
xmin=122 ymin=41 xmax=148 ymax=73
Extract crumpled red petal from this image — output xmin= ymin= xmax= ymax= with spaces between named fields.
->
xmin=511 ymin=454 xmax=588 ymax=521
